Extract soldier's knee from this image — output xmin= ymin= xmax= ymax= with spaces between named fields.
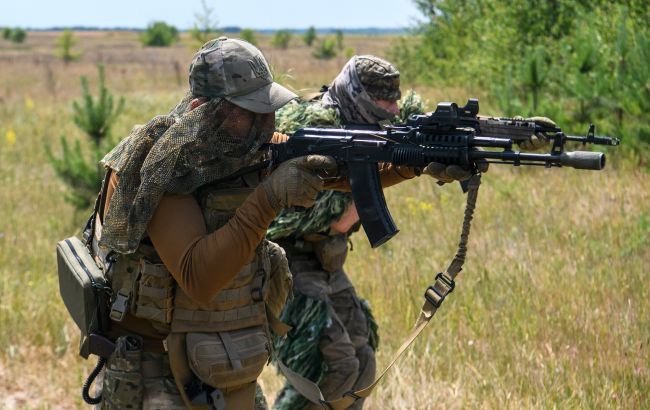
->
xmin=357 ymin=345 xmax=375 ymax=367
xmin=355 ymin=345 xmax=376 ymax=388
xmin=331 ymin=355 xmax=360 ymax=377
xmin=320 ymin=356 xmax=360 ymax=398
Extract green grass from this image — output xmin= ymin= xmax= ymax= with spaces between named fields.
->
xmin=0 ymin=32 xmax=647 ymax=408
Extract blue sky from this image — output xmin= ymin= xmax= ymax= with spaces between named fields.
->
xmin=2 ymin=0 xmax=422 ymax=29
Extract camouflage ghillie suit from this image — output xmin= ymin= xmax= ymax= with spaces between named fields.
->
xmin=269 ymin=56 xmax=424 ymax=410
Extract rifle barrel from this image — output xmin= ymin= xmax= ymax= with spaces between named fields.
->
xmin=472 ymin=150 xmax=605 ymax=170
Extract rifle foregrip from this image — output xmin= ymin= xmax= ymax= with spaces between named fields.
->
xmin=348 ymin=162 xmax=399 ymax=247
xmin=559 ymin=151 xmax=605 ymax=170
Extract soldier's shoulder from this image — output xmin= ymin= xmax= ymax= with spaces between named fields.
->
xmin=276 ymin=100 xmax=340 ymax=134
xmin=397 ymin=89 xmax=426 ymax=123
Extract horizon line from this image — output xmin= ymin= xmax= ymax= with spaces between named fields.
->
xmin=1 ymin=25 xmax=412 ymax=32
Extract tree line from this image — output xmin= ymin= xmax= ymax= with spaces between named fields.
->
xmin=391 ymin=0 xmax=649 ymax=160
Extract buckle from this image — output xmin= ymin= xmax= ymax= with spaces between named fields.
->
xmin=251 ymin=287 xmax=264 ymax=302
xmin=109 ymin=291 xmax=129 ymax=322
xmin=210 ymin=388 xmax=226 ymax=410
xmin=435 ymin=272 xmax=455 ymax=293
xmin=424 ymin=273 xmax=455 ymax=308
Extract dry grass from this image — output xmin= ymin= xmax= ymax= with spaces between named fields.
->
xmin=0 ymin=31 xmax=647 ymax=409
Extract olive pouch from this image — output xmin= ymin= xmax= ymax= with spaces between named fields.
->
xmin=56 ymin=236 xmax=110 ymax=358
xmin=186 ymin=327 xmax=270 ymax=389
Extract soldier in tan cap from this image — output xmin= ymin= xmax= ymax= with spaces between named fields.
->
xmin=91 ymin=37 xmax=337 ymax=409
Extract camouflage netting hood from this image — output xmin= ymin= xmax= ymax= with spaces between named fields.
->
xmin=99 ymin=95 xmax=274 ymax=253
xmin=322 ymin=55 xmax=400 ymax=124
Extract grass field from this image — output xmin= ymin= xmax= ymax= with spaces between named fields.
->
xmin=0 ymin=31 xmax=647 ymax=409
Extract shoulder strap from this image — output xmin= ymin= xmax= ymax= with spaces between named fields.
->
xmin=84 ymin=168 xmax=112 ymax=250
xmin=277 ymin=174 xmax=483 ymax=409
xmin=97 ymin=168 xmax=112 ymax=224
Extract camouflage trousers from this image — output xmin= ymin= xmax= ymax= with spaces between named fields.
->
xmin=97 ymin=336 xmax=268 ymax=410
xmin=96 ymin=347 xmax=185 ymax=410
xmin=273 ymin=248 xmax=377 ymax=410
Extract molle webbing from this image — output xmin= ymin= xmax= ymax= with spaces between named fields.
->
xmin=109 ymin=175 xmax=269 ymax=332
xmin=171 ymin=246 xmax=270 ymax=333
xmin=197 ymin=186 xmax=256 ymax=232
xmin=171 ymin=302 xmax=267 ymax=333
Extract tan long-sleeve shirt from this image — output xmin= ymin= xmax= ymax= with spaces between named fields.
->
xmin=102 ymin=132 xmax=416 ymax=350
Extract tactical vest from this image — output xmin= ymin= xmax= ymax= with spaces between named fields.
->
xmin=105 ymin=172 xmax=291 ymax=390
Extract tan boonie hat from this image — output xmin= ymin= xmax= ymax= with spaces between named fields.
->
xmin=189 ymin=37 xmax=297 ymax=113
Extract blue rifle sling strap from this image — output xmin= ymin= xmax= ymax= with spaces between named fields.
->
xmin=277 ymin=174 xmax=482 ymax=409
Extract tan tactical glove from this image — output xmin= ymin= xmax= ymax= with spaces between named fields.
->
xmin=516 ymin=116 xmax=557 ymax=151
xmin=262 ymin=155 xmax=337 ymax=210
xmin=423 ymin=163 xmax=472 ymax=183
xmin=422 ymin=154 xmax=489 ymax=183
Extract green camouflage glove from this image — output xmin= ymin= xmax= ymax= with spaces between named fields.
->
xmin=516 ymin=116 xmax=557 ymax=151
xmin=262 ymin=155 xmax=337 ymax=209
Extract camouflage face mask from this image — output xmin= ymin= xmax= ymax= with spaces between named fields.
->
xmin=321 ymin=56 xmax=396 ymax=125
xmin=100 ymin=96 xmax=273 ymax=254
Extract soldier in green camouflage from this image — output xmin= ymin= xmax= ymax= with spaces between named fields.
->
xmin=269 ymin=55 xmax=425 ymax=410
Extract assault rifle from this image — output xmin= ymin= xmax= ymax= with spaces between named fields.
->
xmin=268 ymin=99 xmax=619 ymax=248
xmin=407 ymin=98 xmax=620 ymax=146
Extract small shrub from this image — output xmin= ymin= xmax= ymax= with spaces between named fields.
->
xmin=312 ymin=37 xmax=337 ymax=60
xmin=10 ymin=28 xmax=27 ymax=44
xmin=239 ymin=29 xmax=258 ymax=46
xmin=2 ymin=27 xmax=11 ymax=40
xmin=46 ymin=65 xmax=125 ymax=208
xmin=189 ymin=0 xmax=220 ymax=46
xmin=272 ymin=30 xmax=292 ymax=49
xmin=140 ymin=21 xmax=179 ymax=47
xmin=56 ymin=30 xmax=81 ymax=64
xmin=335 ymin=29 xmax=344 ymax=50
xmin=303 ymin=26 xmax=317 ymax=46
xmin=72 ymin=65 xmax=125 ymax=145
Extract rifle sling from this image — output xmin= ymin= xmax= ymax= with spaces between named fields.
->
xmin=277 ymin=174 xmax=482 ymax=409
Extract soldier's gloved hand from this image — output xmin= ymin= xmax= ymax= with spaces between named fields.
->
xmin=422 ymin=153 xmax=489 ymax=183
xmin=270 ymin=132 xmax=290 ymax=144
xmin=422 ymin=163 xmax=472 ymax=183
xmin=262 ymin=155 xmax=337 ymax=209
xmin=515 ymin=116 xmax=557 ymax=151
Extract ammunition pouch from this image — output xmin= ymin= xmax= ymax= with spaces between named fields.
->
xmin=101 ymin=335 xmax=144 ymax=410
xmin=131 ymin=258 xmax=175 ymax=332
